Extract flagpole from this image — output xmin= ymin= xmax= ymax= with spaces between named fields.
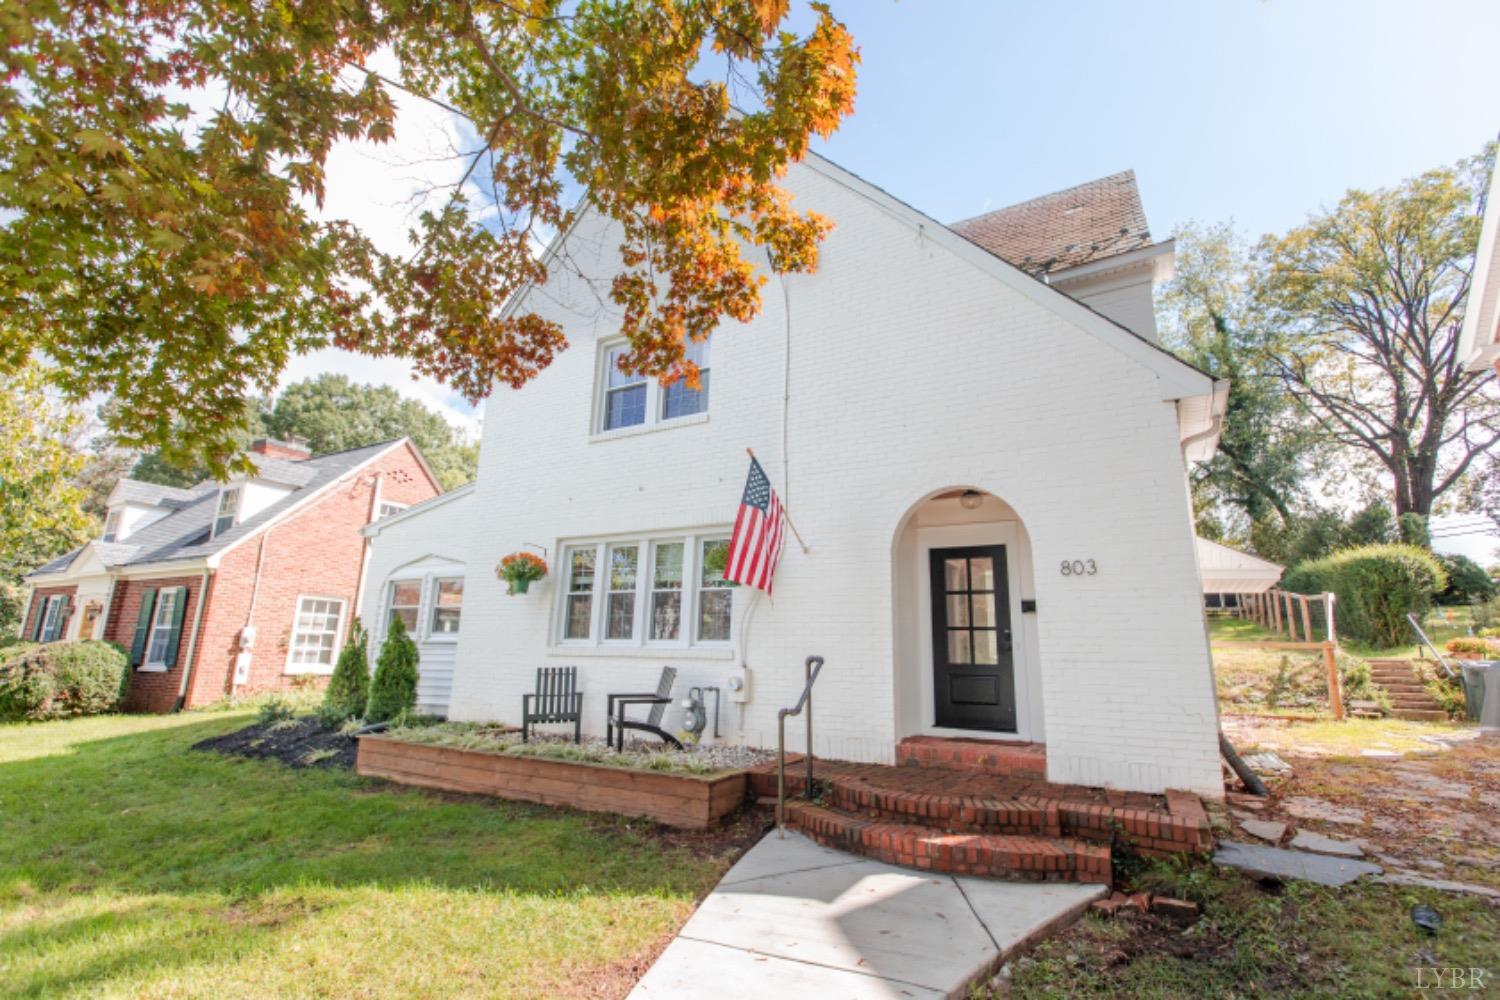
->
xmin=746 ymin=447 xmax=809 ymax=554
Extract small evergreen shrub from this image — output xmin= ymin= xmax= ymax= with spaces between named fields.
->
xmin=0 ymin=641 xmax=129 ymax=722
xmin=257 ymin=695 xmax=297 ymax=725
xmin=321 ymin=619 xmax=370 ymax=724
xmin=366 ymin=616 xmax=419 ymax=723
xmin=1283 ymin=544 xmax=1446 ymax=648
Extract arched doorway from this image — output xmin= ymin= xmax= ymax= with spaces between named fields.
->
xmin=891 ymin=488 xmax=1043 ymax=743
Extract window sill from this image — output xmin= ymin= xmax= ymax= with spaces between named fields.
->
xmin=547 ymin=644 xmax=734 ymax=661
xmin=284 ymin=666 xmax=336 ymax=677
xmin=138 ymin=664 xmax=168 ymax=673
xmin=590 ymin=411 xmax=709 ymax=443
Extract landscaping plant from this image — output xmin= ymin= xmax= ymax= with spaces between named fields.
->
xmin=1282 ymin=544 xmax=1446 ymax=647
xmin=0 ymin=640 xmax=129 ymax=722
xmin=366 ymin=616 xmax=418 ymax=723
xmin=496 ymin=552 xmax=548 ymax=595
xmin=1436 ymin=553 xmax=1497 ymax=604
xmin=321 ymin=619 xmax=369 ymax=723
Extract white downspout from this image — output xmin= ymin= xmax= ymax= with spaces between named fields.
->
xmin=353 ymin=473 xmax=384 ymax=622
xmin=173 ymin=569 xmax=213 ymax=710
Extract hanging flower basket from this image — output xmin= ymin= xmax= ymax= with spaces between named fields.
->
xmin=497 ymin=552 xmax=548 ymax=596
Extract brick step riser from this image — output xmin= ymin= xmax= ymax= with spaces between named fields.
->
xmin=822 ymin=784 xmax=1062 ymax=837
xmin=784 ymin=802 xmax=1112 ymax=884
xmin=1391 ymin=710 xmax=1449 ymax=721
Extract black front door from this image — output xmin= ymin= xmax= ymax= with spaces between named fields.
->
xmin=930 ymin=545 xmax=1016 ymax=732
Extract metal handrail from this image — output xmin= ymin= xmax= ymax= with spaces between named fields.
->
xmin=777 ymin=655 xmax=824 ymax=836
xmin=1407 ymin=613 xmax=1458 ymax=678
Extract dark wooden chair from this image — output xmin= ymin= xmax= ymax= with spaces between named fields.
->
xmin=607 ymin=666 xmax=684 ymax=751
xmin=522 ymin=666 xmax=583 ymax=743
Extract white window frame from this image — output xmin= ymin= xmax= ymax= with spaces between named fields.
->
xmin=554 ymin=529 xmax=734 ymax=651
xmin=427 ymin=576 xmax=464 ymax=641
xmin=382 ymin=571 xmax=465 ymax=645
xmin=212 ymin=486 xmax=242 ymax=538
xmin=592 ymin=337 xmax=711 ymax=438
xmin=143 ymin=589 xmax=180 ymax=669
xmin=39 ymin=595 xmax=67 ymax=643
xmin=283 ymin=594 xmax=349 ymax=675
xmin=102 ymin=509 xmax=122 ymax=542
xmin=377 ymin=501 xmax=408 ymax=520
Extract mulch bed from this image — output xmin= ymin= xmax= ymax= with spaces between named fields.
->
xmin=193 ymin=717 xmax=359 ymax=770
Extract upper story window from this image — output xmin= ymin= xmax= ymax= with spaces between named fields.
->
xmin=377 ymin=501 xmax=408 ymax=520
xmin=558 ymin=530 xmax=733 ymax=649
xmin=213 ymin=487 xmax=242 ymax=538
xmin=597 ymin=337 xmax=711 ymax=434
xmin=102 ymin=509 xmax=122 ymax=542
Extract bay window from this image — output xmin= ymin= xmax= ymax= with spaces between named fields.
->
xmin=558 ymin=531 xmax=734 ymax=649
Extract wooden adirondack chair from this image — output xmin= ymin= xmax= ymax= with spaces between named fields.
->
xmin=522 ymin=666 xmax=583 ymax=743
xmin=606 ymin=666 xmax=684 ymax=751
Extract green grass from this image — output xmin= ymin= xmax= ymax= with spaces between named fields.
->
xmin=1000 ymin=857 xmax=1500 ymax=998
xmin=0 ymin=712 xmax=732 ymax=998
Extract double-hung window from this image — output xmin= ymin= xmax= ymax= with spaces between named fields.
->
xmin=287 ymin=596 xmax=346 ymax=673
xmin=597 ymin=337 xmax=711 ymax=434
xmin=388 ymin=580 xmax=422 ymax=632
xmin=602 ymin=346 xmax=648 ymax=431
xmin=38 ymin=595 xmax=67 ymax=642
xmin=558 ymin=532 xmax=734 ymax=649
xmin=429 ymin=578 xmax=464 ymax=635
xmin=661 ymin=338 xmax=710 ymax=420
xmin=144 ymin=589 xmax=180 ymax=667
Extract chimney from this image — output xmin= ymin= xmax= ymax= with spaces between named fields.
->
xmin=249 ymin=436 xmax=312 ymax=462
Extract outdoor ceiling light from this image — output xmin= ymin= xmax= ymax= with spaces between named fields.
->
xmin=959 ymin=490 xmax=983 ymax=510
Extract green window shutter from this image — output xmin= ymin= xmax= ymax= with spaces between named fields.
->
xmin=163 ymin=587 xmax=190 ymax=668
xmin=130 ymin=588 xmax=158 ymax=666
xmin=57 ymin=595 xmax=72 ymax=638
xmin=30 ymin=597 xmax=46 ymax=641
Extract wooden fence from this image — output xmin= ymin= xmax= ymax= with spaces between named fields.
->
xmin=1221 ymin=589 xmax=1345 ymax=720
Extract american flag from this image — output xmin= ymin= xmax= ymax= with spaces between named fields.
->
xmin=726 ymin=456 xmax=785 ymax=593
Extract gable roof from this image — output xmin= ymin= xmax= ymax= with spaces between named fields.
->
xmin=27 ymin=440 xmax=419 ymax=580
xmin=950 ymin=170 xmax=1155 ymax=276
xmin=108 ymin=479 xmax=201 ymax=508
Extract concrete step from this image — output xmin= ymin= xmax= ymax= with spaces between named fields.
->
xmin=1391 ymin=708 xmax=1450 ymax=722
xmin=784 ymin=800 xmax=1112 ymax=884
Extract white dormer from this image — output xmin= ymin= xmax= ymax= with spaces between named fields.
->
xmin=100 ymin=498 xmax=173 ymax=542
xmin=210 ymin=477 xmax=299 ymax=538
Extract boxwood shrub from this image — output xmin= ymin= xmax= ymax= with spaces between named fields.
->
xmin=1283 ymin=544 xmax=1446 ymax=648
xmin=0 ymin=641 xmax=130 ymax=722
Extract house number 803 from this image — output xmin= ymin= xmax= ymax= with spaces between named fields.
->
xmin=1060 ymin=560 xmax=1097 ymax=576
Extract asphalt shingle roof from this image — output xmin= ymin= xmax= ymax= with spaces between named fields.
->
xmin=28 ymin=440 xmax=402 ymax=578
xmin=950 ymin=170 xmax=1154 ymax=276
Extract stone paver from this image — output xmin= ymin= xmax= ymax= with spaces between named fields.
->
xmin=1283 ymin=796 xmax=1366 ymax=825
xmin=1376 ymin=873 xmax=1500 ymax=899
xmin=1214 ymin=840 xmax=1381 ymax=887
xmin=1288 ymin=830 xmax=1365 ymax=858
xmin=1240 ymin=819 xmax=1287 ymax=843
xmin=630 ymin=831 xmax=1104 ymax=999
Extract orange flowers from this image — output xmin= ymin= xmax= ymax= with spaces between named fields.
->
xmin=497 ymin=552 xmax=549 ymax=595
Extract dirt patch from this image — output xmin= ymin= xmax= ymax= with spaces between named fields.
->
xmin=193 ymin=717 xmax=358 ymax=770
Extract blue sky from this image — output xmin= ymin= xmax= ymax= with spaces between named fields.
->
xmin=803 ymin=0 xmax=1498 ymax=240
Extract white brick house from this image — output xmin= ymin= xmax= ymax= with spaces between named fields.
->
xmin=360 ymin=160 xmax=1230 ymax=796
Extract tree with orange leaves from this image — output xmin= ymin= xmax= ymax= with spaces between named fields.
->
xmin=0 ymin=1 xmax=858 ymax=477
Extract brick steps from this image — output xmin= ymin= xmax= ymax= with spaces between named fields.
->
xmin=895 ymin=734 xmax=1046 ymax=777
xmin=784 ymin=800 xmax=1112 ymax=884
xmin=751 ymin=757 xmax=1213 ymax=885
xmin=1391 ymin=708 xmax=1450 ymax=722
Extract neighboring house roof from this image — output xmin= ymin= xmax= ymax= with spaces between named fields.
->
xmin=108 ymin=479 xmax=201 ymax=508
xmin=950 ymin=170 xmax=1157 ymax=277
xmin=1195 ymin=537 xmax=1284 ymax=594
xmin=27 ymin=439 xmax=418 ymax=580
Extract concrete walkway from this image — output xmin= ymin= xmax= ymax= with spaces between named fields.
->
xmin=630 ymin=831 xmax=1105 ymax=999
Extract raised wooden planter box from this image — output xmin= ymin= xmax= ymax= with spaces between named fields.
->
xmin=356 ymin=735 xmax=748 ymax=830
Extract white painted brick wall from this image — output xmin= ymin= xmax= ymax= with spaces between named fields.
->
xmin=380 ymin=160 xmax=1223 ymax=796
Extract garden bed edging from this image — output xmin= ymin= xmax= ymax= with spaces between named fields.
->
xmin=355 ymin=734 xmax=748 ymax=829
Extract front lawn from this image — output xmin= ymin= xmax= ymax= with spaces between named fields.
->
xmin=0 ymin=711 xmax=742 ymax=998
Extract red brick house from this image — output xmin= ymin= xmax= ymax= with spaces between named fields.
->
xmin=21 ymin=437 xmax=442 ymax=712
